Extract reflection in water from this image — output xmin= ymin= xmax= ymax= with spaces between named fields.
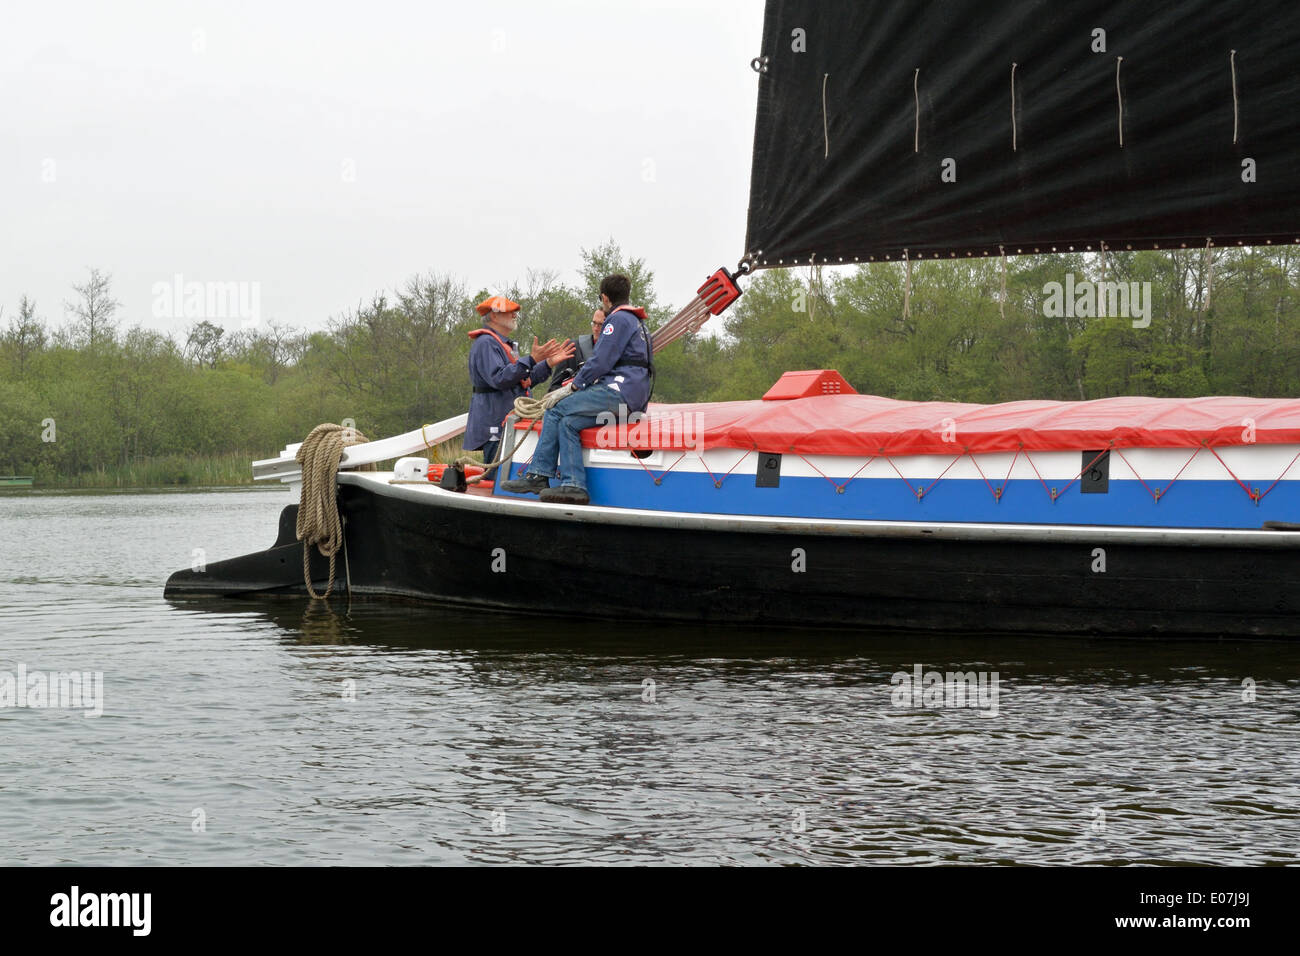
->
xmin=159 ymin=597 xmax=1300 ymax=866
xmin=2 ymin=488 xmax=1299 ymax=865
xmin=296 ymin=599 xmax=353 ymax=645
xmin=244 ymin=594 xmax=1300 ymax=681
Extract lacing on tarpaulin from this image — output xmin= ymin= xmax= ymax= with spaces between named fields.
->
xmin=605 ymin=434 xmax=1300 ymax=509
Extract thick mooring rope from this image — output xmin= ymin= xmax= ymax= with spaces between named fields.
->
xmin=450 ymin=394 xmax=548 ymax=485
xmin=295 ymin=423 xmax=370 ymax=599
xmin=506 ymin=393 xmax=549 ymax=423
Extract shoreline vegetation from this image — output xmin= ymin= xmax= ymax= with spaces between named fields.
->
xmin=5 ymin=241 xmax=1300 ymax=489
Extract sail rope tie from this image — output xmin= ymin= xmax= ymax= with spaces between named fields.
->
xmin=295 ymin=423 xmax=370 ymax=599
xmin=1230 ymin=50 xmax=1239 ymax=144
xmin=822 ymin=73 xmax=831 ymax=158
xmin=1115 ymin=57 xmax=1125 ymax=147
xmin=1010 ymin=63 xmax=1018 ymax=151
xmin=913 ymin=68 xmax=920 ymax=152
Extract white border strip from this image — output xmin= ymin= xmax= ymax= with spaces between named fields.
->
xmin=512 ymin=433 xmax=1300 ymax=483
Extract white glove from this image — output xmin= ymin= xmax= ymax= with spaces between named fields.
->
xmin=541 ymin=382 xmax=575 ymax=409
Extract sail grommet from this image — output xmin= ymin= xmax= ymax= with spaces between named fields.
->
xmin=750 ymin=55 xmax=769 ymax=74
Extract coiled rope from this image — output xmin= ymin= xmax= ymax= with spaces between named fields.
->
xmin=506 ymin=392 xmax=550 ymax=423
xmin=295 ymin=423 xmax=370 ymax=598
xmin=452 ymin=394 xmax=547 ymax=484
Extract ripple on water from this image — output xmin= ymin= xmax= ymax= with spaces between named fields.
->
xmin=1 ymin=490 xmax=1300 ymax=863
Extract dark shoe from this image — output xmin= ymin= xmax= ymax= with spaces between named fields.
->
xmin=500 ymin=473 xmax=551 ymax=495
xmin=540 ymin=485 xmax=589 ymax=505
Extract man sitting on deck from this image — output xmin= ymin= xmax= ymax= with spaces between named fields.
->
xmin=500 ymin=274 xmax=653 ymax=505
xmin=465 ymin=295 xmax=573 ymax=475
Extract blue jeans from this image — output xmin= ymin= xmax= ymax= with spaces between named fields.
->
xmin=526 ymin=385 xmax=625 ymax=491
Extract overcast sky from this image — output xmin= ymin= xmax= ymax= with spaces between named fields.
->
xmin=2 ymin=0 xmax=764 ymax=337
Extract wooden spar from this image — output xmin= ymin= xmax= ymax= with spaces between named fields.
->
xmin=251 ymin=413 xmax=468 ymax=482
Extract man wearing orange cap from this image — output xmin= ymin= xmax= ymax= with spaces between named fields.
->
xmin=466 ymin=295 xmax=574 ymax=472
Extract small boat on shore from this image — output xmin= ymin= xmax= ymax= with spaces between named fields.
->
xmin=166 ymin=0 xmax=1300 ymax=637
xmin=0 ymin=476 xmax=34 ymax=488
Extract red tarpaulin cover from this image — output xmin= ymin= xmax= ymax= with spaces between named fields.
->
xmin=513 ymin=394 xmax=1300 ymax=456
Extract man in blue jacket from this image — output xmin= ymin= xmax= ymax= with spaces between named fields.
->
xmin=500 ymin=274 xmax=653 ymax=505
xmin=465 ymin=295 xmax=573 ymax=473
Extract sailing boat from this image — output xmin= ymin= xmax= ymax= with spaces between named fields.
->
xmin=166 ymin=0 xmax=1300 ymax=637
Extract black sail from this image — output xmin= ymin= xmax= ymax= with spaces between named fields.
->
xmin=744 ymin=0 xmax=1300 ymax=267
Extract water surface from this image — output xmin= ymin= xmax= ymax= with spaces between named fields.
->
xmin=1 ymin=488 xmax=1297 ymax=865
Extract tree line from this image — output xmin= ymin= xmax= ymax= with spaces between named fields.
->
xmin=3 ymin=242 xmax=1299 ymax=484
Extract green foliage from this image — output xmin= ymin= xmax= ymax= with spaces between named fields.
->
xmin=5 ymin=246 xmax=1300 ymax=487
xmin=577 ymin=238 xmax=673 ymax=324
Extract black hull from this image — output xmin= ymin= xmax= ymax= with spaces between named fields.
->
xmin=163 ymin=476 xmax=1300 ymax=638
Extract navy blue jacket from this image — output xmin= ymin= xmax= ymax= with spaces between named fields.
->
xmin=571 ymin=306 xmax=654 ymax=413
xmin=545 ymin=333 xmax=595 ymax=391
xmin=464 ymin=324 xmax=553 ymax=450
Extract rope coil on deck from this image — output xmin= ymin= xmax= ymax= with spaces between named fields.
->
xmin=449 ymin=394 xmax=549 ymax=485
